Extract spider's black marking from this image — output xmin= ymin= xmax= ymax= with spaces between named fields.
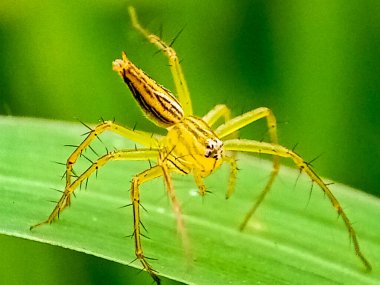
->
xmin=140 ymin=232 xmax=150 ymax=239
xmin=50 ymin=188 xmax=64 ymax=194
xmin=64 ymin=144 xmax=79 ymax=148
xmin=126 ymin=229 xmax=135 ymax=239
xmin=81 ymin=153 xmax=93 ymax=164
xmin=85 ymin=177 xmax=89 ymax=190
xmin=293 ymin=168 xmax=303 ymax=190
xmin=81 ymin=130 xmax=92 ymax=136
xmin=307 ymin=182 xmax=314 ymax=206
xmin=123 ymin=73 xmax=176 ymax=126
xmin=292 ymin=142 xmax=299 ymax=152
xmin=158 ymin=22 xmax=163 ymax=39
xmin=162 ymin=145 xmax=176 ymax=163
xmin=153 ymin=48 xmax=162 ymax=57
xmin=71 ymin=169 xmax=78 ymax=177
xmin=139 ymin=201 xmax=148 ymax=213
xmin=119 ymin=203 xmax=132 ymax=209
xmin=95 ymin=133 xmax=105 ymax=145
xmin=140 ymin=220 xmax=148 ymax=234
xmin=169 ymin=25 xmax=186 ymax=47
xmin=307 ymin=153 xmax=324 ymax=167
xmin=79 ymin=120 xmax=93 ymax=131
xmin=88 ymin=144 xmax=99 ymax=156
xmin=167 ymin=158 xmax=188 ymax=174
xmin=144 ymin=255 xmax=159 ymax=261
xmin=60 ymin=171 xmax=66 ymax=180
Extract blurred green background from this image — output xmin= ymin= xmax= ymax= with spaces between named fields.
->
xmin=1 ymin=0 xmax=379 ymax=284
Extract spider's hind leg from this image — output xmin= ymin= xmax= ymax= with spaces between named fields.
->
xmin=224 ymin=139 xmax=372 ymax=271
xmin=30 ymin=148 xmax=159 ymax=229
xmin=30 ymin=120 xmax=159 ymax=229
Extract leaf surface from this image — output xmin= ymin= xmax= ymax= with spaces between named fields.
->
xmin=0 ymin=116 xmax=379 ymax=285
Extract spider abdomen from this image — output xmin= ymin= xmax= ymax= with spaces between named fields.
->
xmin=113 ymin=52 xmax=184 ymax=127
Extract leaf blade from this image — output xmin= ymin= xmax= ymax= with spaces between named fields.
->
xmin=0 ymin=116 xmax=379 ymax=285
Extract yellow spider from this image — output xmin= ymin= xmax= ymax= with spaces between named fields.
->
xmin=31 ymin=6 xmax=371 ymax=284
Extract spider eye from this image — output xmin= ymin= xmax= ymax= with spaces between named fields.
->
xmin=205 ymin=138 xmax=223 ymax=159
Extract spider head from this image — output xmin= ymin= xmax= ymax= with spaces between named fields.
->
xmin=205 ymin=138 xmax=223 ymax=160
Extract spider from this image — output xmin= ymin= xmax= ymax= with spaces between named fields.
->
xmin=31 ymin=6 xmax=371 ymax=284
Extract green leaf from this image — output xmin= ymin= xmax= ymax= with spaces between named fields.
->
xmin=1 ymin=116 xmax=379 ymax=284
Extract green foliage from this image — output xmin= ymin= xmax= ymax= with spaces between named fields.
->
xmin=0 ymin=0 xmax=379 ymax=196
xmin=1 ymin=116 xmax=379 ymax=284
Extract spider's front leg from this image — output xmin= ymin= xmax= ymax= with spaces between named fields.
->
xmin=130 ymin=165 xmax=164 ymax=285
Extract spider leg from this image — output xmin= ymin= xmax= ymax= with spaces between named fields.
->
xmin=215 ymin=107 xmax=280 ymax=227
xmin=128 ymin=6 xmax=193 ymax=116
xmin=30 ymin=148 xmax=159 ymax=229
xmin=203 ymin=105 xmax=239 ymax=198
xmin=224 ymin=139 xmax=372 ymax=271
xmin=190 ymin=169 xmax=206 ymax=197
xmin=223 ymin=156 xmax=238 ymax=199
xmin=131 ymin=165 xmax=165 ymax=285
xmin=215 ymin=107 xmax=278 ymax=142
xmin=159 ymin=153 xmax=191 ymax=262
xmin=202 ymin=104 xmax=231 ymax=127
xmin=64 ymin=121 xmax=159 ymax=189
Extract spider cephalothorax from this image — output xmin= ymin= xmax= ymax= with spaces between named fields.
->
xmin=161 ymin=116 xmax=225 ymax=177
xmin=31 ymin=6 xmax=371 ymax=285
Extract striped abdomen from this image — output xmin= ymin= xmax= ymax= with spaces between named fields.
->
xmin=113 ymin=52 xmax=184 ymax=127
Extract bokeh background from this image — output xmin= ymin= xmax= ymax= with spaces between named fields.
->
xmin=1 ymin=0 xmax=379 ymax=284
